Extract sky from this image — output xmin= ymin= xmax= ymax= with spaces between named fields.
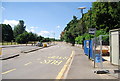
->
xmin=1 ymin=2 xmax=92 ymax=39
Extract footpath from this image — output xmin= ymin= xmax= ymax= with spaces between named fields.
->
xmin=66 ymin=45 xmax=119 ymax=79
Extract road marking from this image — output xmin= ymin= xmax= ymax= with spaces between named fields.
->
xmin=65 ymin=57 xmax=68 ymax=59
xmin=56 ymin=56 xmax=59 ymax=59
xmin=51 ymin=60 xmax=62 ymax=65
xmin=2 ymin=69 xmax=16 ymax=75
xmin=24 ymin=62 xmax=32 ymax=66
xmin=56 ymin=60 xmax=63 ymax=65
xmin=44 ymin=60 xmax=47 ymax=64
xmin=56 ymin=50 xmax=75 ymax=79
xmin=51 ymin=60 xmax=56 ymax=64
xmin=48 ymin=56 xmax=68 ymax=60
xmin=58 ymin=57 xmax=62 ymax=59
xmin=63 ymin=57 xmax=68 ymax=59
xmin=47 ymin=60 xmax=53 ymax=64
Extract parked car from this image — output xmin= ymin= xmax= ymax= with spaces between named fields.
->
xmin=36 ymin=42 xmax=43 ymax=47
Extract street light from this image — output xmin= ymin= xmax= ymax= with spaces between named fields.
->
xmin=78 ymin=7 xmax=86 ymax=14
xmin=78 ymin=7 xmax=86 ymax=34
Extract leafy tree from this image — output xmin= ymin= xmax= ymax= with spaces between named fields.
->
xmin=75 ymin=36 xmax=83 ymax=44
xmin=92 ymin=2 xmax=120 ymax=31
xmin=37 ymin=35 xmax=44 ymax=42
xmin=41 ymin=38 xmax=50 ymax=42
xmin=15 ymin=32 xmax=29 ymax=44
xmin=28 ymin=32 xmax=38 ymax=41
xmin=61 ymin=16 xmax=79 ymax=45
xmin=14 ymin=20 xmax=26 ymax=38
xmin=1 ymin=24 xmax=14 ymax=42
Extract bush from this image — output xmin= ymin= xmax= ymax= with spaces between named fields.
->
xmin=75 ymin=36 xmax=83 ymax=44
xmin=102 ymin=35 xmax=109 ymax=45
xmin=96 ymin=29 xmax=109 ymax=45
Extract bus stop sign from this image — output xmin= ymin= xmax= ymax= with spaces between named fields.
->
xmin=89 ymin=28 xmax=96 ymax=35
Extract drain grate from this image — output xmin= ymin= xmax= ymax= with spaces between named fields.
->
xmin=114 ymin=70 xmax=120 ymax=73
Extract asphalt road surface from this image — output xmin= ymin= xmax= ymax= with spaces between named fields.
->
xmin=2 ymin=45 xmax=41 ymax=59
xmin=2 ymin=43 xmax=73 ymax=79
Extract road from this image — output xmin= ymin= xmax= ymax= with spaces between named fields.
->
xmin=1 ymin=45 xmax=41 ymax=59
xmin=2 ymin=43 xmax=73 ymax=79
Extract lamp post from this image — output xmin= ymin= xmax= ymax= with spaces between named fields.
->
xmin=78 ymin=7 xmax=86 ymax=35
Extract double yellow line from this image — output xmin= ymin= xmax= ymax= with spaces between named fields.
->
xmin=56 ymin=50 xmax=75 ymax=79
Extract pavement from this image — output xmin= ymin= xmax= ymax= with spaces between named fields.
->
xmin=66 ymin=46 xmax=119 ymax=79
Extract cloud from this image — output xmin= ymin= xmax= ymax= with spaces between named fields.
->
xmin=30 ymin=29 xmax=35 ymax=33
xmin=56 ymin=25 xmax=60 ymax=28
xmin=30 ymin=26 xmax=38 ymax=29
xmin=38 ymin=31 xmax=50 ymax=37
xmin=1 ymin=6 xmax=5 ymax=10
xmin=27 ymin=26 xmax=38 ymax=33
xmin=3 ymin=20 xmax=19 ymax=27
xmin=26 ymin=28 xmax=30 ymax=32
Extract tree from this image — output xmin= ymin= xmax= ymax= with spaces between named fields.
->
xmin=28 ymin=32 xmax=38 ymax=41
xmin=61 ymin=16 xmax=79 ymax=45
xmin=14 ymin=20 xmax=26 ymax=38
xmin=37 ymin=35 xmax=44 ymax=42
xmin=15 ymin=32 xmax=29 ymax=44
xmin=92 ymin=2 xmax=120 ymax=31
xmin=1 ymin=24 xmax=14 ymax=42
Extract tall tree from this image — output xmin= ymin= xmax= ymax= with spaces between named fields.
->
xmin=28 ymin=32 xmax=38 ymax=41
xmin=15 ymin=32 xmax=29 ymax=44
xmin=92 ymin=2 xmax=120 ymax=31
xmin=14 ymin=20 xmax=26 ymax=38
xmin=1 ymin=24 xmax=14 ymax=42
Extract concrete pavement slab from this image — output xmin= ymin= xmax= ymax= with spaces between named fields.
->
xmin=66 ymin=46 xmax=117 ymax=79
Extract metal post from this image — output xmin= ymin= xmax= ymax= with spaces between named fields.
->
xmin=94 ymin=38 xmax=96 ymax=68
xmin=100 ymin=35 xmax=103 ymax=69
xmin=80 ymin=9 xmax=84 ymax=35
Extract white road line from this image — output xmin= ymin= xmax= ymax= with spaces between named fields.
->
xmin=24 ymin=62 xmax=32 ymax=66
xmin=2 ymin=69 xmax=16 ymax=75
